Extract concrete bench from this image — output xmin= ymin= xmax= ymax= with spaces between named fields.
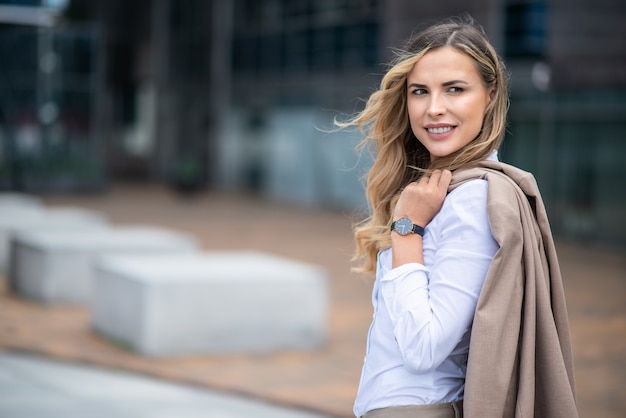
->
xmin=1 ymin=206 xmax=108 ymax=277
xmin=13 ymin=226 xmax=198 ymax=304
xmin=0 ymin=192 xmax=42 ymax=209
xmin=92 ymin=251 xmax=328 ymax=356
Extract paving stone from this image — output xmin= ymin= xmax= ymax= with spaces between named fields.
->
xmin=0 ymin=352 xmax=331 ymax=418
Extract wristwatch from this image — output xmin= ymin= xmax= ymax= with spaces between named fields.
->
xmin=390 ymin=216 xmax=425 ymax=237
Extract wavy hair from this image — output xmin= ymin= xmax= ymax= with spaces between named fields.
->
xmin=338 ymin=16 xmax=509 ymax=274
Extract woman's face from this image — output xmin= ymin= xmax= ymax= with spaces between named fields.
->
xmin=406 ymin=46 xmax=493 ymax=162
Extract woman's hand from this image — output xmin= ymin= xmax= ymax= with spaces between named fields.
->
xmin=391 ymin=169 xmax=452 ymax=268
xmin=393 ymin=169 xmax=453 ymax=227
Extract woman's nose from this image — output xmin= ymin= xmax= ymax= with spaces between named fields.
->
xmin=427 ymin=94 xmax=446 ymax=117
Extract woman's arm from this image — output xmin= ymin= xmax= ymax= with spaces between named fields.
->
xmin=383 ymin=179 xmax=498 ymax=373
xmin=391 ymin=170 xmax=451 ymax=267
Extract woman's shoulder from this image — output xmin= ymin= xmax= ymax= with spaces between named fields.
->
xmin=436 ymin=178 xmax=490 ymax=227
xmin=446 ymin=177 xmax=489 ymax=207
xmin=429 ymin=178 xmax=494 ymax=244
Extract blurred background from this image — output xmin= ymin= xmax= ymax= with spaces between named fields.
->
xmin=0 ymin=0 xmax=624 ymax=246
xmin=0 ymin=1 xmax=625 ymax=417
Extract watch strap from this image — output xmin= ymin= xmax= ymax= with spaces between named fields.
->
xmin=411 ymin=223 xmax=425 ymax=236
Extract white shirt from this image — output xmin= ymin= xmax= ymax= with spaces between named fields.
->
xmin=353 ymin=154 xmax=500 ymax=417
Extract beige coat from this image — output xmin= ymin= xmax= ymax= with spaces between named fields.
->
xmin=450 ymin=161 xmax=578 ymax=418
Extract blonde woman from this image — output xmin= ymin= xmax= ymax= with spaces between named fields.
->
xmin=340 ymin=17 xmax=578 ymax=418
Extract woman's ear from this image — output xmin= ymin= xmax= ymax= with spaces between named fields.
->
xmin=488 ymin=85 xmax=496 ymax=103
xmin=484 ymin=86 xmax=496 ymax=112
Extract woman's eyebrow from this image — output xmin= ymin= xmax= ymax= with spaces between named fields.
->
xmin=442 ymin=79 xmax=469 ymax=86
xmin=407 ymin=80 xmax=470 ymax=88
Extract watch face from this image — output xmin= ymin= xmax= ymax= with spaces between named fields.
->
xmin=394 ymin=217 xmax=413 ymax=235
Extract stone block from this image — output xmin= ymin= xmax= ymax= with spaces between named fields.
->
xmin=13 ymin=226 xmax=198 ymax=304
xmin=2 ymin=206 xmax=108 ymax=279
xmin=92 ymin=251 xmax=328 ymax=356
xmin=0 ymin=192 xmax=42 ymax=209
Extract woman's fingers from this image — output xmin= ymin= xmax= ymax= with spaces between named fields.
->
xmin=418 ymin=169 xmax=451 ymax=189
xmin=438 ymin=169 xmax=452 ymax=188
xmin=428 ymin=170 xmax=442 ymax=185
xmin=394 ymin=169 xmax=453 ymax=227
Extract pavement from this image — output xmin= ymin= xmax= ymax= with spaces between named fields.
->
xmin=0 ymin=351 xmax=330 ymax=418
xmin=0 ymin=183 xmax=625 ymax=418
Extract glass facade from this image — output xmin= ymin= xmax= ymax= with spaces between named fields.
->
xmin=0 ymin=25 xmax=103 ymax=191
xmin=0 ymin=0 xmax=622 ymax=247
xmin=504 ymin=90 xmax=626 ymax=246
xmin=232 ymin=0 xmax=379 ymax=75
xmin=505 ymin=0 xmax=547 ymax=58
xmin=503 ymin=0 xmax=626 ymax=246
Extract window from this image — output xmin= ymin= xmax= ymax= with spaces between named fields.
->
xmin=505 ymin=1 xmax=547 ymax=58
xmin=232 ymin=0 xmax=379 ymax=74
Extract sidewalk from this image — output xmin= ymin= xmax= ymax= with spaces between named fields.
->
xmin=0 ymin=351 xmax=332 ymax=418
xmin=0 ymin=183 xmax=624 ymax=418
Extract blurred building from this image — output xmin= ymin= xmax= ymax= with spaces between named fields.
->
xmin=0 ymin=0 xmax=101 ymax=191
xmin=0 ymin=0 xmax=625 ymax=246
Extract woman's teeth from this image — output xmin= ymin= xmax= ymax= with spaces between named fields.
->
xmin=427 ymin=126 xmax=453 ymax=134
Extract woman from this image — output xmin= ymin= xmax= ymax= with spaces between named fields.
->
xmin=338 ymin=17 xmax=578 ymax=418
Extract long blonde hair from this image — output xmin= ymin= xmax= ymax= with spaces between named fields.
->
xmin=338 ymin=16 xmax=509 ymax=274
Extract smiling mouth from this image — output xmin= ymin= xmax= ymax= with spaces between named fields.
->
xmin=427 ymin=126 xmax=454 ymax=134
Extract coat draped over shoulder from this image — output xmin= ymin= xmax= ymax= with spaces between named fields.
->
xmin=450 ymin=161 xmax=578 ymax=418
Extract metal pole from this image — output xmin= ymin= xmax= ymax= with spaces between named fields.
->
xmin=151 ymin=0 xmax=170 ymax=179
xmin=208 ymin=0 xmax=234 ymax=185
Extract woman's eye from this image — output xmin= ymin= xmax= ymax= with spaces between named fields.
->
xmin=412 ymin=88 xmax=427 ymax=95
xmin=448 ymin=86 xmax=464 ymax=93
